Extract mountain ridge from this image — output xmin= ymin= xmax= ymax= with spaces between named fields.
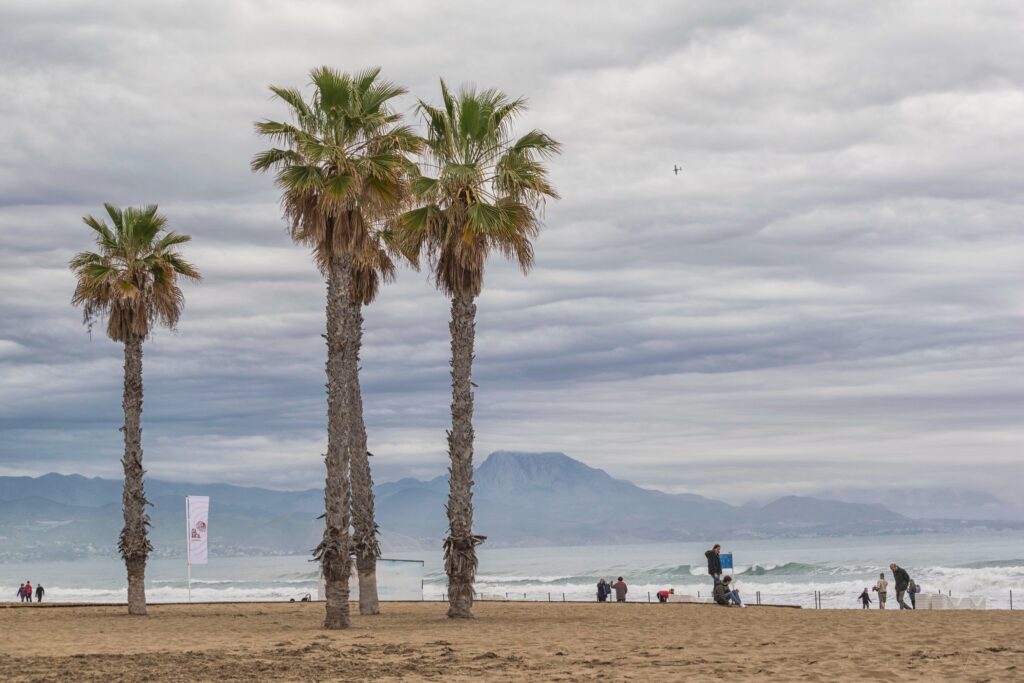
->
xmin=1 ymin=451 xmax=1020 ymax=561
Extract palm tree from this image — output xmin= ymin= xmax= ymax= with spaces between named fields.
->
xmin=399 ymin=82 xmax=560 ymax=618
xmin=251 ymin=66 xmax=418 ymax=627
xmin=69 ymin=204 xmax=200 ymax=616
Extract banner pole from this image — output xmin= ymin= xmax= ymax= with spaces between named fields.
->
xmin=185 ymin=496 xmax=191 ymax=603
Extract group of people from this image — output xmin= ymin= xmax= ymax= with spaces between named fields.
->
xmin=16 ymin=580 xmax=43 ymax=603
xmin=706 ymin=543 xmax=745 ymax=607
xmin=596 ymin=577 xmax=628 ymax=602
xmin=596 ymin=546 xmax=920 ymax=611
xmin=860 ymin=563 xmax=919 ymax=609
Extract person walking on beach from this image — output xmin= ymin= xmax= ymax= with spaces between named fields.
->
xmin=858 ymin=588 xmax=871 ymax=609
xmin=907 ymin=579 xmax=918 ymax=609
xmin=612 ymin=577 xmax=628 ymax=602
xmin=713 ymin=576 xmax=744 ymax=607
xmin=23 ymin=581 xmax=32 ymax=604
xmin=705 ymin=544 xmax=723 ymax=587
xmin=35 ymin=584 xmax=44 ymax=603
xmin=873 ymin=573 xmax=888 ymax=609
xmin=596 ymin=578 xmax=611 ymax=603
xmin=890 ymin=563 xmax=911 ymax=610
xmin=16 ymin=583 xmax=25 ymax=602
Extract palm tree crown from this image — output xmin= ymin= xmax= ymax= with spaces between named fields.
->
xmin=251 ymin=66 xmax=420 ymax=298
xmin=70 ymin=204 xmax=200 ymax=341
xmin=400 ymin=81 xmax=561 ymax=295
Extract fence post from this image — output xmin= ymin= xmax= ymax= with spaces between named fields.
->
xmin=647 ymin=592 xmax=651 ymax=603
xmin=1010 ymin=590 xmax=1013 ymax=610
xmin=562 ymin=592 xmax=565 ymax=602
xmin=524 ymin=592 xmax=526 ymax=600
xmin=548 ymin=592 xmax=551 ymax=602
xmin=505 ymin=592 xmax=508 ymax=600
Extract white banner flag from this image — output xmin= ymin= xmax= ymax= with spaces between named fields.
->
xmin=186 ymin=496 xmax=210 ymax=565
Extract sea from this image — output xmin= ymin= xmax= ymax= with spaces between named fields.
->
xmin=3 ymin=533 xmax=1022 ymax=609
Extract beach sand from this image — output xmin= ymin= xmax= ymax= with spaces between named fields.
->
xmin=0 ymin=601 xmax=1021 ymax=681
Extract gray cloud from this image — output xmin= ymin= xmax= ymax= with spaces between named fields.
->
xmin=1 ymin=1 xmax=1022 ymax=504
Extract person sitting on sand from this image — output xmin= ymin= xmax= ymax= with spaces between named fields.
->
xmin=612 ymin=577 xmax=627 ymax=602
xmin=35 ymin=584 xmax=44 ymax=603
xmin=873 ymin=573 xmax=888 ymax=609
xmin=890 ymin=563 xmax=911 ymax=610
xmin=858 ymin=588 xmax=871 ymax=609
xmin=596 ymin=578 xmax=611 ymax=603
xmin=705 ymin=544 xmax=723 ymax=587
xmin=657 ymin=588 xmax=674 ymax=603
xmin=713 ymin=576 xmax=744 ymax=607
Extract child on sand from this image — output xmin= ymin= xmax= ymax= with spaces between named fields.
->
xmin=657 ymin=588 xmax=674 ymax=603
xmin=858 ymin=588 xmax=871 ymax=609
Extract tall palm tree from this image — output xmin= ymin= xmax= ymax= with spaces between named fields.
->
xmin=399 ymin=82 xmax=560 ymax=618
xmin=252 ymin=66 xmax=418 ymax=627
xmin=69 ymin=204 xmax=200 ymax=616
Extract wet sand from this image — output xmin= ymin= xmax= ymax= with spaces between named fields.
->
xmin=0 ymin=601 xmax=1021 ymax=681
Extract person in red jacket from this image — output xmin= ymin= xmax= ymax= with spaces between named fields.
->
xmin=23 ymin=581 xmax=32 ymax=603
xmin=657 ymin=588 xmax=675 ymax=603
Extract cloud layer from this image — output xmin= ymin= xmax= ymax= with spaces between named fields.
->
xmin=1 ymin=1 xmax=1022 ymax=503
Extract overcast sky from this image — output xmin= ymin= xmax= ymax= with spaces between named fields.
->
xmin=1 ymin=1 xmax=1022 ymax=504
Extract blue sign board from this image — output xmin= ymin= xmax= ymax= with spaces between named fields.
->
xmin=720 ymin=552 xmax=733 ymax=570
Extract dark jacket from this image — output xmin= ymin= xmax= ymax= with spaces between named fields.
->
xmin=712 ymin=582 xmax=730 ymax=605
xmin=596 ymin=582 xmax=610 ymax=599
xmin=893 ymin=566 xmax=910 ymax=592
xmin=705 ymin=549 xmax=722 ymax=575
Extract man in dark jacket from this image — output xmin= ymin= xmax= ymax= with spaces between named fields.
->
xmin=35 ymin=584 xmax=44 ymax=602
xmin=705 ymin=544 xmax=722 ymax=587
xmin=890 ymin=563 xmax=912 ymax=610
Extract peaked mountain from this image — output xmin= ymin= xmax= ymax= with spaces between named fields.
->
xmin=1 ymin=451 xmax=1018 ymax=561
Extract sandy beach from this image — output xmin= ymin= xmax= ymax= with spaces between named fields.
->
xmin=0 ymin=601 xmax=1021 ymax=681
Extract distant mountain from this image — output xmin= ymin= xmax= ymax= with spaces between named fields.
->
xmin=1 ymin=451 xmax=1020 ymax=561
xmin=814 ymin=487 xmax=1024 ymax=521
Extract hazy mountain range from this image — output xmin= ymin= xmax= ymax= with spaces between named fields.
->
xmin=0 ymin=451 xmax=1019 ymax=561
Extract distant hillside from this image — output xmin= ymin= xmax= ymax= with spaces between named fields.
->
xmin=1 ymin=451 xmax=1019 ymax=561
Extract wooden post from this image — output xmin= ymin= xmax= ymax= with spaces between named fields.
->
xmin=647 ymin=592 xmax=651 ymax=603
xmin=562 ymin=592 xmax=565 ymax=602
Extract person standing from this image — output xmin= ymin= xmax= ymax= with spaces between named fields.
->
xmin=858 ymin=587 xmax=871 ymax=609
xmin=890 ymin=563 xmax=911 ymax=610
xmin=907 ymin=579 xmax=917 ymax=609
xmin=23 ymin=581 xmax=32 ymax=604
xmin=16 ymin=583 xmax=25 ymax=602
xmin=612 ymin=577 xmax=628 ymax=602
xmin=873 ymin=573 xmax=888 ymax=609
xmin=705 ymin=544 xmax=723 ymax=587
xmin=35 ymin=584 xmax=44 ymax=603
xmin=596 ymin=578 xmax=610 ymax=603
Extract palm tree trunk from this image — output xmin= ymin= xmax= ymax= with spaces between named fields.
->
xmin=119 ymin=334 xmax=152 ymax=616
xmin=347 ymin=299 xmax=381 ymax=615
xmin=315 ymin=253 xmax=355 ymax=629
xmin=444 ymin=292 xmax=486 ymax=619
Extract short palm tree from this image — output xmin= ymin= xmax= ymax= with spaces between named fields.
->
xmin=252 ymin=66 xmax=418 ymax=627
xmin=69 ymin=204 xmax=200 ymax=616
xmin=399 ymin=82 xmax=560 ymax=618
